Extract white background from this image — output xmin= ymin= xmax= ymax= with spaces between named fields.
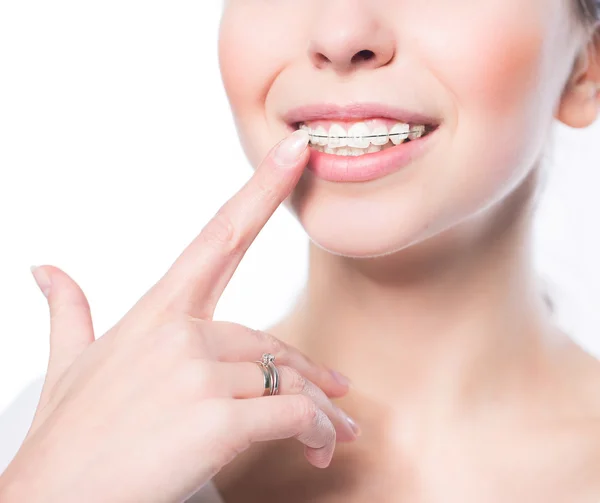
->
xmin=0 ymin=1 xmax=599 ymax=419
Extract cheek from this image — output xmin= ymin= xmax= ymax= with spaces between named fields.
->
xmin=219 ymin=4 xmax=305 ymax=165
xmin=219 ymin=7 xmax=276 ymax=107
xmin=415 ymin=3 xmax=555 ymax=226
xmin=436 ymin=20 xmax=544 ymax=116
xmin=415 ymin=0 xmax=549 ymax=115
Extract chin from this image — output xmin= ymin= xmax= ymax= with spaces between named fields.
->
xmin=283 ymin=184 xmax=442 ymax=259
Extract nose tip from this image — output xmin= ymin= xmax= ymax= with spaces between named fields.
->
xmin=307 ymin=6 xmax=395 ymax=74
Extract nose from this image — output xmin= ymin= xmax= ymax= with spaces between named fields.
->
xmin=307 ymin=1 xmax=395 ymax=74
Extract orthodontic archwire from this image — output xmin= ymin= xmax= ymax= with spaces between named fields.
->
xmin=303 ymin=127 xmax=429 ymax=140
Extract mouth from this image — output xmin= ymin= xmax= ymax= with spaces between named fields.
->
xmin=295 ymin=119 xmax=437 ymax=156
xmin=284 ymin=103 xmax=442 ymax=182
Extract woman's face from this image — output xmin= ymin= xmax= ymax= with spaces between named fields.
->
xmin=219 ymin=0 xmax=596 ymax=258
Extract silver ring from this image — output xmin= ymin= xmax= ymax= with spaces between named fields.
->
xmin=260 ymin=353 xmax=280 ymax=396
xmin=254 ymin=360 xmax=272 ymax=397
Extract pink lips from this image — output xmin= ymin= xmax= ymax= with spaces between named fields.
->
xmin=283 ymin=102 xmax=441 ymax=129
xmin=306 ymin=128 xmax=439 ymax=183
xmin=283 ymin=103 xmax=442 ymax=183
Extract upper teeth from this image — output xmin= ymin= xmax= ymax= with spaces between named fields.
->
xmin=300 ymin=122 xmax=426 ymax=149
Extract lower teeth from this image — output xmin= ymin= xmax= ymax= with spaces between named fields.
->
xmin=312 ymin=138 xmax=413 ymax=156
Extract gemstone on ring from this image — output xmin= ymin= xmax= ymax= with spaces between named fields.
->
xmin=261 ymin=353 xmax=275 ymax=365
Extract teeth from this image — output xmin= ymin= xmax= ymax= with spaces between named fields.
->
xmin=370 ymin=126 xmax=389 ymax=146
xmin=302 ymin=120 xmax=429 ymax=155
xmin=408 ymin=124 xmax=425 ymax=140
xmin=328 ymin=124 xmax=347 ymax=148
xmin=347 ymin=123 xmax=371 ymax=149
xmin=389 ymin=123 xmax=410 ymax=145
xmin=315 ymin=126 xmax=328 ymax=146
xmin=321 ymin=144 xmax=388 ymax=156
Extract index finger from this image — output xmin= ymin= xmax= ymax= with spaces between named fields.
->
xmin=133 ymin=129 xmax=310 ymax=321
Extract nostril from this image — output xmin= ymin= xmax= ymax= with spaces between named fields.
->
xmin=315 ymin=53 xmax=331 ymax=66
xmin=351 ymin=50 xmax=375 ymax=64
xmin=311 ymin=48 xmax=383 ymax=70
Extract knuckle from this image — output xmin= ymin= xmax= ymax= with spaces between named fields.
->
xmin=324 ymin=411 xmax=336 ymax=436
xmin=253 ymin=175 xmax=280 ymax=205
xmin=176 ymin=361 xmax=217 ymax=399
xmin=196 ymin=363 xmax=219 ymax=394
xmin=323 ymin=414 xmax=336 ymax=445
xmin=251 ymin=328 xmax=285 ymax=356
xmin=283 ymin=367 xmax=306 ymax=394
xmin=291 ymin=394 xmax=319 ymax=429
xmin=307 ymin=406 xmax=335 ymax=447
xmin=49 ymin=298 xmax=80 ymax=322
xmin=166 ymin=319 xmax=194 ymax=347
xmin=200 ymin=209 xmax=242 ymax=256
xmin=155 ymin=319 xmax=203 ymax=358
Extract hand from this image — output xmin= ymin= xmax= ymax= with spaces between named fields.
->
xmin=0 ymin=130 xmax=359 ymax=503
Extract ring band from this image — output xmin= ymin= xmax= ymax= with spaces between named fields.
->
xmin=254 ymin=353 xmax=280 ymax=396
xmin=255 ymin=360 xmax=272 ymax=397
xmin=263 ymin=354 xmax=279 ymax=396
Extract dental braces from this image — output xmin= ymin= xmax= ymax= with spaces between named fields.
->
xmin=306 ymin=128 xmax=425 ymax=139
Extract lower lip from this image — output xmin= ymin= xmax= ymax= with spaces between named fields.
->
xmin=305 ymin=127 xmax=439 ymax=183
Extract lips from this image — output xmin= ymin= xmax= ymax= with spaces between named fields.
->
xmin=280 ymin=102 xmax=442 ymax=183
xmin=305 ymin=126 xmax=439 ymax=183
xmin=282 ymin=102 xmax=442 ymax=129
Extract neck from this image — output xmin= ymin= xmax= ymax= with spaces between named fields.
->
xmin=278 ymin=170 xmax=563 ymax=419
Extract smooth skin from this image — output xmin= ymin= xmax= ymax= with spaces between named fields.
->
xmin=1 ymin=1 xmax=600 ymax=502
xmin=0 ymin=130 xmax=360 ymax=503
xmin=213 ymin=0 xmax=600 ymax=502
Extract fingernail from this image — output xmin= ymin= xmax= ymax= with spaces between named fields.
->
xmin=30 ymin=265 xmax=51 ymax=298
xmin=330 ymin=369 xmax=352 ymax=388
xmin=273 ymin=130 xmax=309 ymax=166
xmin=346 ymin=415 xmax=362 ymax=436
xmin=337 ymin=407 xmax=361 ymax=437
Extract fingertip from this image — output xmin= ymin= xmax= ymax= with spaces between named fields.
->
xmin=335 ymin=420 xmax=360 ymax=443
xmin=273 ymin=129 xmax=310 ymax=167
xmin=324 ymin=370 xmax=353 ymax=398
xmin=327 ymin=389 xmax=350 ymax=401
xmin=304 ymin=445 xmax=333 ymax=469
xmin=329 ymin=370 xmax=352 ymax=388
xmin=31 ymin=265 xmax=51 ymax=298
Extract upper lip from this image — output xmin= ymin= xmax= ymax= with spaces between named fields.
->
xmin=283 ymin=102 xmax=442 ymax=127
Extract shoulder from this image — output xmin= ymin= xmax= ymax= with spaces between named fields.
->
xmin=560 ymin=340 xmax=600 ymax=418
xmin=0 ymin=377 xmax=44 ymax=473
xmin=553 ymin=341 xmax=600 ymax=487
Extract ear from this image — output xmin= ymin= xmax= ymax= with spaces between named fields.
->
xmin=556 ymin=28 xmax=600 ymax=128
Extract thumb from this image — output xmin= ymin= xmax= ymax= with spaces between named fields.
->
xmin=31 ymin=265 xmax=95 ymax=403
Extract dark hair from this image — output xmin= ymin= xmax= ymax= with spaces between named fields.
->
xmin=576 ymin=0 xmax=600 ymax=94
xmin=578 ymin=0 xmax=600 ymax=25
